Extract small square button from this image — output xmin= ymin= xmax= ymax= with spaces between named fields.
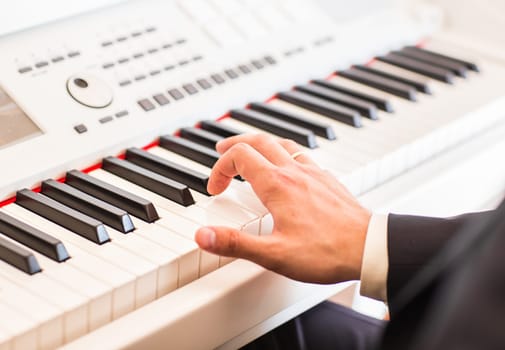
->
xmin=138 ymin=99 xmax=156 ymax=111
xmin=182 ymin=83 xmax=198 ymax=95
xmin=238 ymin=65 xmax=251 ymax=74
xmin=224 ymin=69 xmax=238 ymax=79
xmin=99 ymin=116 xmax=113 ymax=124
xmin=74 ymin=124 xmax=88 ymax=134
xmin=264 ymin=55 xmax=277 ymax=65
xmin=251 ymin=60 xmax=264 ymax=69
xmin=18 ymin=67 xmax=32 ymax=74
xmin=35 ymin=61 xmax=49 ymax=68
xmin=115 ymin=110 xmax=129 ymax=118
xmin=168 ymin=88 xmax=184 ymax=100
xmin=211 ymin=73 xmax=225 ymax=84
xmin=197 ymin=78 xmax=212 ymax=90
xmin=153 ymin=94 xmax=170 ymax=106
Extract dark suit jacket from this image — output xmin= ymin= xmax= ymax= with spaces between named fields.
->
xmin=381 ymin=199 xmax=505 ymax=349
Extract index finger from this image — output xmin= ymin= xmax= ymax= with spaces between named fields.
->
xmin=208 ymin=142 xmax=276 ymax=195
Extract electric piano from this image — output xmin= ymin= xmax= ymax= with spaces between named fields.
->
xmin=1 ymin=0 xmax=505 ymax=349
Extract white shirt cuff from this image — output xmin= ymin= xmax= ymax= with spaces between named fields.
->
xmin=359 ymin=214 xmax=389 ymax=302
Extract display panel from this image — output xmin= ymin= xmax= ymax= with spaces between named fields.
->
xmin=0 ymin=87 xmax=42 ymax=149
xmin=0 ymin=0 xmax=127 ymax=37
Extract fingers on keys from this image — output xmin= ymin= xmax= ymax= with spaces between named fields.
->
xmin=194 ymin=226 xmax=274 ymax=267
xmin=208 ymin=142 xmax=276 ymax=195
xmin=216 ymin=133 xmax=316 ymax=165
xmin=215 ymin=134 xmax=292 ymax=165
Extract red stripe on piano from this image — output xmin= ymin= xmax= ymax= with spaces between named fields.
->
xmin=365 ymin=58 xmax=376 ymax=66
xmin=216 ymin=112 xmax=231 ymax=121
xmin=0 ymin=197 xmax=16 ymax=208
xmin=142 ymin=139 xmax=160 ymax=150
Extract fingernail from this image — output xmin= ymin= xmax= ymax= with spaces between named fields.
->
xmin=198 ymin=227 xmax=216 ymax=250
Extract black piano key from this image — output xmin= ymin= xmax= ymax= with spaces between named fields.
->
xmin=0 ymin=236 xmax=41 ymax=275
xmin=41 ymin=179 xmax=135 ymax=234
xmin=312 ymin=79 xmax=393 ymax=112
xmin=199 ymin=120 xmax=242 ymax=138
xmin=66 ymin=170 xmax=159 ymax=223
xmin=0 ymin=211 xmax=70 ymax=262
xmin=249 ymin=102 xmax=336 ymax=140
xmin=277 ymin=90 xmax=362 ymax=127
xmin=338 ymin=68 xmax=417 ymax=101
xmin=159 ymin=135 xmax=220 ymax=168
xmin=230 ymin=109 xmax=318 ymax=148
xmin=126 ymin=147 xmax=210 ymax=195
xmin=16 ymin=189 xmax=110 ymax=245
xmin=398 ymin=47 xmax=468 ymax=77
xmin=377 ymin=53 xmax=454 ymax=84
xmin=179 ymin=127 xmax=224 ymax=149
xmin=295 ymin=84 xmax=378 ymax=119
xmin=354 ymin=65 xmax=432 ymax=94
xmin=404 ymin=46 xmax=479 ymax=72
xmin=102 ymin=157 xmax=195 ymax=207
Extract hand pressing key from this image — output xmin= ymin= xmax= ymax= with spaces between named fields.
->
xmin=194 ymin=133 xmax=371 ymax=284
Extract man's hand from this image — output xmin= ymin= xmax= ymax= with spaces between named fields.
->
xmin=194 ymin=133 xmax=371 ymax=284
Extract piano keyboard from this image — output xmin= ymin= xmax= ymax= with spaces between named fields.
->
xmin=1 ymin=40 xmax=505 ymax=349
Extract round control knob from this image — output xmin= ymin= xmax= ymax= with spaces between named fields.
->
xmin=67 ymin=73 xmax=113 ymax=108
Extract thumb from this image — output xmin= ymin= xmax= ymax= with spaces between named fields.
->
xmin=195 ymin=226 xmax=269 ymax=261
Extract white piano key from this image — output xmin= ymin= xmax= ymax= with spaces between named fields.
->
xmin=129 ymin=220 xmax=201 ymax=286
xmin=369 ymin=60 xmax=434 ymax=91
xmin=325 ymin=75 xmax=473 ymax=179
xmin=150 ymin=207 xmax=234 ymax=275
xmin=89 ymin=169 xmax=262 ymax=274
xmin=2 ymin=205 xmax=136 ymax=321
xmin=0 ymin=259 xmax=89 ymax=343
xmin=0 ymin=304 xmax=37 ymax=350
xmin=104 ymin=226 xmax=179 ymax=296
xmin=4 ymin=204 xmax=158 ymax=309
xmin=1 ymin=277 xmax=63 ymax=349
xmin=158 ymin=209 xmax=260 ymax=276
xmin=271 ymin=89 xmax=438 ymax=172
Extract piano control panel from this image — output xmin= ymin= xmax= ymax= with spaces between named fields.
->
xmin=0 ymin=0 xmax=429 ymax=200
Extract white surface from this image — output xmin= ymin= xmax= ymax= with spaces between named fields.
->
xmin=0 ymin=0 xmax=504 ymax=349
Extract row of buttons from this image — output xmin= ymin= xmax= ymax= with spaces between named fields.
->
xmin=117 ymin=54 xmax=203 ymax=88
xmin=137 ymin=55 xmax=277 ymax=112
xmin=100 ymin=26 xmax=157 ymax=48
xmin=73 ymin=110 xmax=129 ymax=134
xmin=18 ymin=51 xmax=81 ymax=74
xmin=102 ymin=38 xmax=189 ymax=70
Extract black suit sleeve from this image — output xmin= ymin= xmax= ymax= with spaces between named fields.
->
xmin=386 ymin=211 xmax=489 ymax=303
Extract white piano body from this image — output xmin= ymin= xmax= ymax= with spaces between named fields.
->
xmin=0 ymin=0 xmax=504 ymax=349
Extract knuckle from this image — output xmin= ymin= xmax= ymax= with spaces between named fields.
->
xmin=252 ymin=133 xmax=270 ymax=144
xmin=279 ymin=138 xmax=298 ymax=150
xmin=226 ymin=230 xmax=240 ymax=254
xmin=231 ymin=142 xmax=251 ymax=155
